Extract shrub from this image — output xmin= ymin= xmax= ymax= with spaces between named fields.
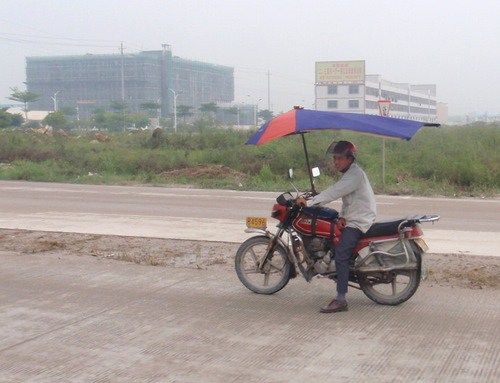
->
xmin=0 ymin=123 xmax=498 ymax=196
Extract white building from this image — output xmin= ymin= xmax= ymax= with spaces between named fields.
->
xmin=7 ymin=107 xmax=50 ymax=121
xmin=315 ymin=61 xmax=440 ymax=123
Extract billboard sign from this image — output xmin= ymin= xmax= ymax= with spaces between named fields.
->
xmin=315 ymin=60 xmax=365 ymax=85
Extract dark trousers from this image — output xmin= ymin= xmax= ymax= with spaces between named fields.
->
xmin=335 ymin=227 xmax=363 ymax=295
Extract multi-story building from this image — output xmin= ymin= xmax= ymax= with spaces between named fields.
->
xmin=25 ymin=46 xmax=234 ymax=119
xmin=315 ymin=61 xmax=439 ymax=123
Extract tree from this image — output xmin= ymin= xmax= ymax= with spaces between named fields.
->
xmin=128 ymin=112 xmax=150 ymax=128
xmin=199 ymin=102 xmax=219 ymax=125
xmin=91 ymin=111 xmax=108 ymax=128
xmin=199 ymin=102 xmax=218 ymax=114
xmin=0 ymin=108 xmax=23 ymax=128
xmin=59 ymin=106 xmax=77 ymax=118
xmin=140 ymin=102 xmax=160 ymax=117
xmin=176 ymin=104 xmax=194 ymax=122
xmin=91 ymin=112 xmax=124 ymax=130
xmin=10 ymin=113 xmax=24 ymax=127
xmin=42 ymin=111 xmax=68 ymax=129
xmin=258 ymin=109 xmax=274 ymax=122
xmin=0 ymin=109 xmax=13 ymax=128
xmin=110 ymin=100 xmax=128 ymax=112
xmin=225 ymin=106 xmax=238 ymax=116
xmin=8 ymin=87 xmax=40 ymax=121
xmin=109 ymin=101 xmax=128 ymax=130
xmin=92 ymin=108 xmax=106 ymax=115
xmin=219 ymin=106 xmax=238 ymax=125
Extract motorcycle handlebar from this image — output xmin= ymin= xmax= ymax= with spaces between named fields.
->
xmin=291 ymin=192 xmax=315 ymax=208
xmin=301 ymin=191 xmax=316 ymax=200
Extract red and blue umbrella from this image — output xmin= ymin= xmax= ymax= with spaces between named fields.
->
xmin=246 ymin=108 xmax=439 ymax=192
xmin=247 ymin=108 xmax=438 ymax=145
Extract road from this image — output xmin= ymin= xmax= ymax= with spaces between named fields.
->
xmin=0 ymin=180 xmax=499 ymax=256
xmin=1 ymin=250 xmax=499 ymax=382
xmin=0 ymin=181 xmax=499 ymax=382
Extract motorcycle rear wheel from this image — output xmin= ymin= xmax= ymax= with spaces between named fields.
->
xmin=358 ymin=252 xmax=422 ymax=306
xmin=235 ymin=236 xmax=292 ymax=295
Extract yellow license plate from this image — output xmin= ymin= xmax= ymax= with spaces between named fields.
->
xmin=414 ymin=238 xmax=429 ymax=252
xmin=246 ymin=216 xmax=267 ymax=229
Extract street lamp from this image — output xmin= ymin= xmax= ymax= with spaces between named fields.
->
xmin=168 ymin=88 xmax=179 ymax=133
xmin=236 ymin=102 xmax=245 ymax=128
xmin=156 ymin=97 xmax=161 ymax=119
xmin=51 ymin=91 xmax=61 ymax=112
xmin=237 ymin=104 xmax=240 ymax=128
xmin=247 ymin=95 xmax=262 ymax=126
xmin=255 ymin=98 xmax=262 ymax=126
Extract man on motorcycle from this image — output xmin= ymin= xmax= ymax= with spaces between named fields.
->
xmin=297 ymin=140 xmax=376 ymax=313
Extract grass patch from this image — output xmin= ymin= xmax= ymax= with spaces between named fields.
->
xmin=0 ymin=123 xmax=498 ymax=197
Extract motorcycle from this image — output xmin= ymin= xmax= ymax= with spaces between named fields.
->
xmin=235 ymin=175 xmax=440 ymax=305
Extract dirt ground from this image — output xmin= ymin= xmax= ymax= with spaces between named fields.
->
xmin=160 ymin=164 xmax=247 ymax=181
xmin=1 ymin=228 xmax=498 ymax=290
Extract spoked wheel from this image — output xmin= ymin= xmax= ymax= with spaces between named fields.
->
xmin=358 ymin=252 xmax=422 ymax=305
xmin=235 ymin=236 xmax=292 ymax=295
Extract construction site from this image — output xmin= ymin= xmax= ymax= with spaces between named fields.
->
xmin=25 ymin=45 xmax=234 ymax=120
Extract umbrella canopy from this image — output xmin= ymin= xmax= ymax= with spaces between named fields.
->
xmin=247 ymin=108 xmax=439 ymax=145
xmin=246 ymin=108 xmax=439 ymax=193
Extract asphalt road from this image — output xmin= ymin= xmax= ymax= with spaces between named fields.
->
xmin=0 ymin=180 xmax=499 ymax=256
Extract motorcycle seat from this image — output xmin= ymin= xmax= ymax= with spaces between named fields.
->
xmin=362 ymin=219 xmax=406 ymax=238
xmin=302 ymin=206 xmax=339 ymax=221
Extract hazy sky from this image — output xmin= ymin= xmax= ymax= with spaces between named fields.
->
xmin=1 ymin=0 xmax=498 ymax=115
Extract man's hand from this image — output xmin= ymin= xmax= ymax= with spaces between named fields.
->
xmin=338 ymin=217 xmax=346 ymax=229
xmin=296 ymin=197 xmax=307 ymax=207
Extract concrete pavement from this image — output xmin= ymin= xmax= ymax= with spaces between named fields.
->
xmin=1 ymin=182 xmax=499 ymax=381
xmin=1 ymin=250 xmax=499 ymax=382
xmin=0 ymin=211 xmax=498 ymax=257
xmin=0 ymin=181 xmax=499 ymax=257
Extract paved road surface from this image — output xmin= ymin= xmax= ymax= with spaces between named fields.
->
xmin=1 ymin=251 xmax=498 ymax=382
xmin=1 ymin=181 xmax=499 ymax=382
xmin=0 ymin=181 xmax=499 ymax=256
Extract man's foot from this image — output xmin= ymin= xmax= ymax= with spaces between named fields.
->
xmin=320 ymin=299 xmax=348 ymax=313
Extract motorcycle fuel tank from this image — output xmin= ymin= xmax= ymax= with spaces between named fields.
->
xmin=293 ymin=214 xmax=341 ymax=238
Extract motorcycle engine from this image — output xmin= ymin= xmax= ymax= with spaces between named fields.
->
xmin=305 ymin=237 xmax=327 ymax=259
xmin=303 ymin=237 xmax=336 ymax=274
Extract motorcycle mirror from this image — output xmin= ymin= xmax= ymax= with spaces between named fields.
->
xmin=287 ymin=168 xmax=300 ymax=195
xmin=312 ymin=167 xmax=320 ymax=177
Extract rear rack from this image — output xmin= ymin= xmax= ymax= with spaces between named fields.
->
xmin=418 ymin=215 xmax=441 ymax=223
xmin=398 ymin=215 xmax=440 ymax=231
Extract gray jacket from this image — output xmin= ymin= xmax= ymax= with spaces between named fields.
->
xmin=308 ymin=163 xmax=376 ymax=233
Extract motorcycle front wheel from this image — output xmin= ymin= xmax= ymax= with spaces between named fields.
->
xmin=235 ymin=236 xmax=292 ymax=295
xmin=358 ymin=252 xmax=422 ymax=306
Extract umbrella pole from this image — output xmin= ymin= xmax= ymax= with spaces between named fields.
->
xmin=300 ymin=133 xmax=316 ymax=194
xmin=382 ymin=138 xmax=386 ymax=192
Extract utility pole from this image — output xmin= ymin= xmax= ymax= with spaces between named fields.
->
xmin=168 ymin=88 xmax=179 ymax=133
xmin=267 ymin=70 xmax=271 ymax=111
xmin=120 ymin=42 xmax=125 ymax=101
xmin=160 ymin=44 xmax=171 ymax=120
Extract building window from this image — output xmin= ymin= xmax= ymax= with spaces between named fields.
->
xmin=327 ymin=100 xmax=338 ymax=109
xmin=327 ymin=85 xmax=338 ymax=94
xmin=348 ymin=100 xmax=359 ymax=108
xmin=349 ymin=85 xmax=359 ymax=94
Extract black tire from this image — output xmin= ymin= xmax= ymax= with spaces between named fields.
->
xmin=235 ymin=236 xmax=292 ymax=295
xmin=358 ymin=251 xmax=422 ymax=305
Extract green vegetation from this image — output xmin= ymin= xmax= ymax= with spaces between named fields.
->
xmin=0 ymin=122 xmax=498 ymax=197
xmin=0 ymin=109 xmax=24 ymax=128
xmin=8 ymin=87 xmax=40 ymax=121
